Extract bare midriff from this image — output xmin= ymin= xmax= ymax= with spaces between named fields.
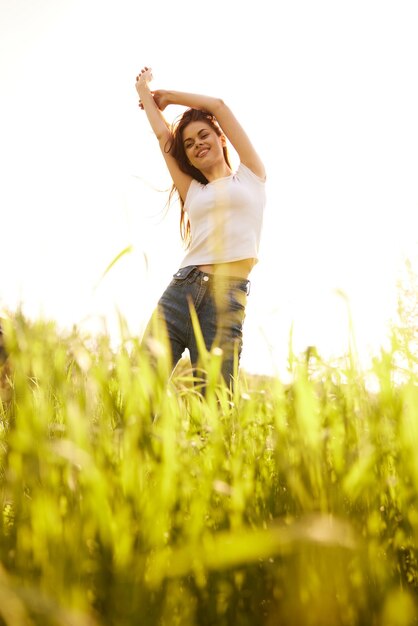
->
xmin=198 ymin=258 xmax=255 ymax=279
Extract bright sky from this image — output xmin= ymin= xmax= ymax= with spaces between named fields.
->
xmin=1 ymin=0 xmax=417 ymax=376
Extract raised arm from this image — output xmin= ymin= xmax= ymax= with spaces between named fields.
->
xmin=135 ymin=68 xmax=170 ymax=140
xmin=135 ymin=68 xmax=193 ymax=201
xmin=152 ymin=90 xmax=266 ymax=181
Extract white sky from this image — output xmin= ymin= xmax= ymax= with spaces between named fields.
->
xmin=1 ymin=0 xmax=417 ymax=376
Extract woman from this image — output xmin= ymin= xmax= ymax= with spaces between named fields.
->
xmin=135 ymin=67 xmax=266 ymax=390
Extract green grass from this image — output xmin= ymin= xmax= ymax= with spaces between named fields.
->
xmin=1 ymin=312 xmax=418 ymax=625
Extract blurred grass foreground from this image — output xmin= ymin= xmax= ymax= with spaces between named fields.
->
xmin=1 ymin=309 xmax=418 ymax=626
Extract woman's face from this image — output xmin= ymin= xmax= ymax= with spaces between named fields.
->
xmin=182 ymin=121 xmax=225 ymax=171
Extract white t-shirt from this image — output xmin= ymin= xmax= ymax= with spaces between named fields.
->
xmin=180 ymin=163 xmax=266 ymax=268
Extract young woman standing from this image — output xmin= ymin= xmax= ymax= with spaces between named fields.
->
xmin=135 ymin=67 xmax=266 ymax=390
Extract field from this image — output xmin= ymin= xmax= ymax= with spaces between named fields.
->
xmin=1 ymin=312 xmax=418 ymax=625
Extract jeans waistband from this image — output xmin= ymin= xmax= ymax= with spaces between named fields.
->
xmin=180 ymin=266 xmax=251 ymax=296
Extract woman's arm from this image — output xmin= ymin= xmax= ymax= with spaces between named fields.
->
xmin=135 ymin=68 xmax=193 ymax=201
xmin=153 ymin=90 xmax=266 ymax=180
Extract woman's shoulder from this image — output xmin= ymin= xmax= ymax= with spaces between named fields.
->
xmin=236 ymin=162 xmax=266 ymax=184
xmin=184 ymin=178 xmax=205 ymax=205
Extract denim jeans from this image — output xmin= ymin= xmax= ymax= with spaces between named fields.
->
xmin=143 ymin=265 xmax=250 ymax=388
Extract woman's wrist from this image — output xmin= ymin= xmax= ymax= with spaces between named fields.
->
xmin=160 ymin=89 xmax=174 ymax=106
xmin=137 ymin=81 xmax=150 ymax=97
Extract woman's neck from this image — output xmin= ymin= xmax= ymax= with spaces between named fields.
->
xmin=202 ymin=162 xmax=232 ymax=182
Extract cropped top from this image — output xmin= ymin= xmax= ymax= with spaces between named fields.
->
xmin=180 ymin=162 xmax=266 ymax=268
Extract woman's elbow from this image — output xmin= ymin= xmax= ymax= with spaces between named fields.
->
xmin=212 ymin=97 xmax=226 ymax=114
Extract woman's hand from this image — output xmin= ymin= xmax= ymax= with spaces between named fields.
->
xmin=152 ymin=90 xmax=170 ymax=112
xmin=135 ymin=68 xmax=170 ymax=111
xmin=136 ymin=66 xmax=153 ymax=89
xmin=135 ymin=66 xmax=153 ymax=108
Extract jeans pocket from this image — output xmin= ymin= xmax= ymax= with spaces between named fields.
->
xmin=213 ymin=280 xmax=247 ymax=308
xmin=229 ymin=285 xmax=247 ymax=312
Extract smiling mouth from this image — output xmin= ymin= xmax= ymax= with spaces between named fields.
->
xmin=196 ymin=148 xmax=209 ymax=158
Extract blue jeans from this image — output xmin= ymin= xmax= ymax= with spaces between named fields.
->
xmin=143 ymin=266 xmax=250 ymax=388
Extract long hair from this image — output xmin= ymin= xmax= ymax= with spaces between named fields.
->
xmin=165 ymin=108 xmax=232 ymax=248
